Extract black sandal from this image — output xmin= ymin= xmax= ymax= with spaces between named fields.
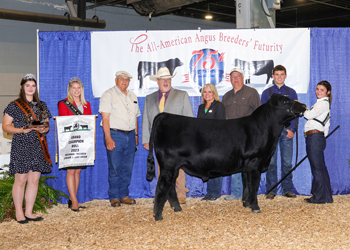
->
xmin=68 ymin=199 xmax=72 ymax=209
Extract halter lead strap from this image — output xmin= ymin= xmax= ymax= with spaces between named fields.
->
xmin=311 ymin=99 xmax=330 ymax=126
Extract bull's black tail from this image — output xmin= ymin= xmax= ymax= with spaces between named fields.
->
xmin=146 ymin=115 xmax=158 ymax=181
xmin=146 ymin=143 xmax=155 ymax=181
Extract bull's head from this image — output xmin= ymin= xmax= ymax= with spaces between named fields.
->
xmin=269 ymin=94 xmax=307 ymax=126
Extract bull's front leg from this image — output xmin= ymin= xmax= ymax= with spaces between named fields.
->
xmin=246 ymin=170 xmax=262 ymax=213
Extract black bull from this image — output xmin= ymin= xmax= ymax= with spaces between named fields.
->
xmin=146 ymin=94 xmax=306 ymax=221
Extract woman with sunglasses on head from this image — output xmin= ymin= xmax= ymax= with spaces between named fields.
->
xmin=2 ymin=74 xmax=52 ymax=224
xmin=58 ymin=77 xmax=92 ymax=212
xmin=303 ymin=81 xmax=333 ymax=204
xmin=197 ymin=83 xmax=226 ymax=202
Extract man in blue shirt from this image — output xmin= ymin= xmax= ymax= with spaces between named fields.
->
xmin=261 ymin=65 xmax=298 ymax=199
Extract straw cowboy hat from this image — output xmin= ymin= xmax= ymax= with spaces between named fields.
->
xmin=149 ymin=67 xmax=176 ymax=81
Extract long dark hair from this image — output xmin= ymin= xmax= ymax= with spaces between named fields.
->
xmin=317 ymin=80 xmax=332 ymax=104
xmin=19 ymin=75 xmax=43 ymax=109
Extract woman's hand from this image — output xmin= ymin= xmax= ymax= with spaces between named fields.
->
xmin=2 ymin=113 xmax=34 ymax=134
xmin=21 ymin=127 xmax=34 ymax=134
xmin=32 ymin=126 xmax=46 ymax=133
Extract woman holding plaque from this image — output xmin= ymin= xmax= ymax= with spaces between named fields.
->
xmin=58 ymin=77 xmax=91 ymax=212
xmin=2 ymin=74 xmax=52 ymax=224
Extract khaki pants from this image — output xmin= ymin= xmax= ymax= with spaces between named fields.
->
xmin=157 ymin=160 xmax=188 ymax=199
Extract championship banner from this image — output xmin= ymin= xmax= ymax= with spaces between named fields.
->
xmin=56 ymin=115 xmax=95 ymax=169
xmin=91 ymin=28 xmax=310 ymax=97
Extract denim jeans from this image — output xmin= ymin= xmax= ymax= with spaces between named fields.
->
xmin=231 ymin=173 xmax=243 ymax=198
xmin=206 ymin=177 xmax=223 ymax=198
xmin=266 ymin=129 xmax=293 ymax=195
xmin=306 ymin=133 xmax=333 ymax=203
xmin=105 ymin=129 xmax=136 ymax=201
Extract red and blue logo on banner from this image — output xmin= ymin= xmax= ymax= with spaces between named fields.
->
xmin=189 ymin=48 xmax=225 ymax=88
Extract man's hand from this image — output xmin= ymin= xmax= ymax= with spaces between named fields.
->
xmin=286 ymin=129 xmax=294 ymax=138
xmin=143 ymin=143 xmax=149 ymax=151
xmin=106 ymin=138 xmax=115 ymax=151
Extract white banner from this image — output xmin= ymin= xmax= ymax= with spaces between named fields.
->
xmin=91 ymin=28 xmax=310 ymax=97
xmin=56 ymin=115 xmax=95 ymax=169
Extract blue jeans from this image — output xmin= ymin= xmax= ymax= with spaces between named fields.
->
xmin=105 ymin=130 xmax=136 ymax=201
xmin=266 ymin=129 xmax=293 ymax=195
xmin=306 ymin=133 xmax=333 ymax=203
xmin=231 ymin=173 xmax=243 ymax=198
xmin=206 ymin=177 xmax=223 ymax=198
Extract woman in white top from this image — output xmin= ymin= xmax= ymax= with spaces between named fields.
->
xmin=303 ymin=81 xmax=333 ymax=204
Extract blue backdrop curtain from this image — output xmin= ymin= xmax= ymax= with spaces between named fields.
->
xmin=39 ymin=29 xmax=350 ymax=204
xmin=309 ymin=28 xmax=350 ymax=194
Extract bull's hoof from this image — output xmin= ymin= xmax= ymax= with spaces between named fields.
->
xmin=154 ymin=215 xmax=163 ymax=221
xmin=252 ymin=209 xmax=261 ymax=213
xmin=243 ymin=201 xmax=251 ymax=208
xmin=173 ymin=206 xmax=182 ymax=212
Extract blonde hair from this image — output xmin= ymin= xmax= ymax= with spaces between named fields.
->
xmin=201 ymin=83 xmax=221 ymax=104
xmin=66 ymin=77 xmax=87 ymax=105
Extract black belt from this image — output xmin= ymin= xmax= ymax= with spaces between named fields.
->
xmin=110 ymin=128 xmax=134 ymax=134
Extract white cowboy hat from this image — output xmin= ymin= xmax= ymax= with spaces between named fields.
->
xmin=149 ymin=67 xmax=176 ymax=81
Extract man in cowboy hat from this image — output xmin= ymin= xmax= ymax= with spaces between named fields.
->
xmin=142 ymin=67 xmax=193 ymax=204
xmin=99 ymin=71 xmax=141 ymax=207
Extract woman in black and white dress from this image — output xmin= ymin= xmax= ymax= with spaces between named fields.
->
xmin=2 ymin=74 xmax=52 ymax=224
